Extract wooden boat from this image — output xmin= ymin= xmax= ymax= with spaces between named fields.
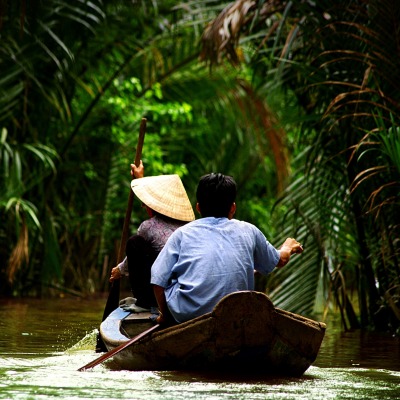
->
xmin=100 ymin=291 xmax=326 ymax=376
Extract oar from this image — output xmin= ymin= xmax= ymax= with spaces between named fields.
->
xmin=96 ymin=117 xmax=147 ymax=352
xmin=79 ymin=323 xmax=160 ymax=371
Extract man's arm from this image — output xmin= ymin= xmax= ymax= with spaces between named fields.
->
xmin=276 ymin=237 xmax=303 ymax=268
xmin=153 ymin=285 xmax=175 ymax=325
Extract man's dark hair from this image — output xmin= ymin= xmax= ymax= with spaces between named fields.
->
xmin=196 ymin=173 xmax=237 ymax=218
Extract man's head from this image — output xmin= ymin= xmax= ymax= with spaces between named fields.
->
xmin=196 ymin=173 xmax=237 ymax=218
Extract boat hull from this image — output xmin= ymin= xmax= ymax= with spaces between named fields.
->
xmin=100 ymin=291 xmax=326 ymax=376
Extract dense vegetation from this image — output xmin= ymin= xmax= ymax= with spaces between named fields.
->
xmin=1 ymin=1 xmax=399 ymax=335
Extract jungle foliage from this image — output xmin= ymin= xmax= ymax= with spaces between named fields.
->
xmin=0 ymin=0 xmax=399 ymax=334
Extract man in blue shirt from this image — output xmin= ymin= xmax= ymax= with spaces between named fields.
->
xmin=151 ymin=173 xmax=303 ymax=324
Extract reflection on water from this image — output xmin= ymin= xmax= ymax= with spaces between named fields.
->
xmin=315 ymin=324 xmax=400 ymax=371
xmin=0 ymin=297 xmax=399 ymax=400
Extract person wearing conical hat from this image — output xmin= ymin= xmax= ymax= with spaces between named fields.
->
xmin=151 ymin=172 xmax=303 ymax=325
xmin=110 ymin=161 xmax=194 ymax=311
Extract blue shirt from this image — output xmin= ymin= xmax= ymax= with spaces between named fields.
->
xmin=151 ymin=217 xmax=280 ymax=323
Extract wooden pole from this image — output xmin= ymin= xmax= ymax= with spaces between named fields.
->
xmin=96 ymin=118 xmax=147 ymax=352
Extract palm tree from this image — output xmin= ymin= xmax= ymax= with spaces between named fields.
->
xmin=0 ymin=0 xmax=190 ymax=294
xmin=0 ymin=0 xmax=110 ymax=294
xmin=200 ymin=0 xmax=400 ymax=332
xmin=0 ymin=1 xmax=291 ymax=296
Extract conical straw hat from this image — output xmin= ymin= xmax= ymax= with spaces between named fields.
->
xmin=131 ymin=175 xmax=195 ymax=222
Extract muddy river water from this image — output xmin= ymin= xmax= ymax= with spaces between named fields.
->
xmin=0 ymin=296 xmax=399 ymax=399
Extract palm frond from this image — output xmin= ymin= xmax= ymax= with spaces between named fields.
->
xmin=266 ymin=145 xmax=360 ymax=322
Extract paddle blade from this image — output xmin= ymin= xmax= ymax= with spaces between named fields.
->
xmin=101 ymin=280 xmax=120 ymax=322
xmin=95 ymin=280 xmax=120 ymax=352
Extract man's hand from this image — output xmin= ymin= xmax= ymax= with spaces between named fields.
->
xmin=155 ymin=310 xmax=176 ymax=326
xmin=277 ymin=238 xmax=303 ymax=268
xmin=109 ymin=266 xmax=121 ymax=282
xmin=155 ymin=312 xmax=167 ymax=325
xmin=281 ymin=237 xmax=303 ymax=255
xmin=131 ymin=160 xmax=144 ymax=179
